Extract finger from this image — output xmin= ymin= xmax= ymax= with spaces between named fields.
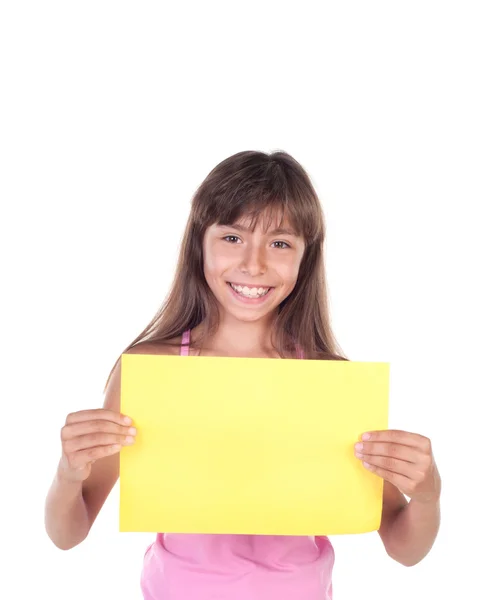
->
xmin=63 ymin=432 xmax=136 ymax=453
xmin=361 ymin=460 xmax=413 ymax=492
xmin=355 ymin=441 xmax=420 ymax=463
xmin=360 ymin=429 xmax=431 ymax=451
xmin=61 ymin=419 xmax=135 ymax=441
xmin=65 ymin=409 xmax=132 ymax=427
xmin=359 ymin=454 xmax=415 ymax=478
xmin=68 ymin=444 xmax=122 ymax=469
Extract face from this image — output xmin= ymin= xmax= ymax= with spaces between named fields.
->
xmin=203 ymin=214 xmax=306 ymax=323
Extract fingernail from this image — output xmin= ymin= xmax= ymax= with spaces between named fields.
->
xmin=128 ymin=427 xmax=137 ymax=435
xmin=123 ymin=416 xmax=132 ymax=425
xmin=124 ymin=436 xmax=135 ymax=444
xmin=361 ymin=433 xmax=371 ymax=441
xmin=355 ymin=443 xmax=363 ymax=451
xmin=363 ymin=461 xmax=372 ymax=469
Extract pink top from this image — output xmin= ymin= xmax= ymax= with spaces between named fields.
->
xmin=140 ymin=330 xmax=335 ymax=599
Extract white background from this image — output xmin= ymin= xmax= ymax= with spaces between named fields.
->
xmin=1 ymin=1 xmax=499 ymax=598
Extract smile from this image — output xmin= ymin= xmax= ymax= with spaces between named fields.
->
xmin=228 ymin=282 xmax=272 ymax=299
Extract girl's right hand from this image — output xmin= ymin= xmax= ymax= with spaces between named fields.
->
xmin=58 ymin=409 xmax=137 ymax=482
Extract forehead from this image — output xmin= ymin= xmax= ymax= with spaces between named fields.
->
xmin=217 ymin=208 xmax=299 ymax=236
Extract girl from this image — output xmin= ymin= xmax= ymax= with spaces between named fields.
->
xmin=45 ymin=150 xmax=441 ymax=599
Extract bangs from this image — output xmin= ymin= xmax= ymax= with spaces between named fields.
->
xmin=194 ymin=166 xmax=324 ymax=244
xmin=218 ymin=199 xmax=299 ymax=237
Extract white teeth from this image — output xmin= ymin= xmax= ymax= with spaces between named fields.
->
xmin=229 ymin=283 xmax=270 ymax=298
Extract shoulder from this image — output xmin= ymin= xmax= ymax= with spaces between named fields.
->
xmin=104 ymin=337 xmax=183 ymax=394
xmin=124 ymin=337 xmax=183 ymax=357
xmin=308 ymin=350 xmax=350 ymax=361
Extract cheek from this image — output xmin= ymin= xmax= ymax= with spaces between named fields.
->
xmin=286 ymin=267 xmax=301 ymax=287
xmin=203 ymin=244 xmax=231 ymax=280
xmin=275 ymin=256 xmax=302 ymax=286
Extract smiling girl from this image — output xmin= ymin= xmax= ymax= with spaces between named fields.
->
xmin=45 ymin=150 xmax=441 ymax=599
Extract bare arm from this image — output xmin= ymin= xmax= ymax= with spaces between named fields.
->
xmin=44 ymin=356 xmax=125 ymax=550
xmin=358 ymin=429 xmax=442 ymax=566
xmin=44 ymin=462 xmax=93 ymax=550
xmin=378 ymin=481 xmax=440 ymax=566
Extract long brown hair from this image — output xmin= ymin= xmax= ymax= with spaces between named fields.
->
xmin=104 ymin=150 xmax=348 ymax=392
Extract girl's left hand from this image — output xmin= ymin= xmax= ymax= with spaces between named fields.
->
xmin=354 ymin=430 xmax=441 ymax=503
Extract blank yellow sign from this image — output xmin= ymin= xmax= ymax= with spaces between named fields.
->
xmin=119 ymin=354 xmax=390 ymax=535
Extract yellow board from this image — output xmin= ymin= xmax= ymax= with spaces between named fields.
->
xmin=119 ymin=354 xmax=390 ymax=535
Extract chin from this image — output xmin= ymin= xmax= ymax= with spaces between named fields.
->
xmin=224 ymin=305 xmax=275 ymax=323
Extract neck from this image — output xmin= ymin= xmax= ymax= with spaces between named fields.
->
xmin=192 ymin=312 xmax=279 ymax=358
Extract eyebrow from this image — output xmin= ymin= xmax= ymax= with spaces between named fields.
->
xmin=219 ymin=223 xmax=299 ymax=237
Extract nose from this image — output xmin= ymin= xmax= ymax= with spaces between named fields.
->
xmin=239 ymin=242 xmax=266 ymax=277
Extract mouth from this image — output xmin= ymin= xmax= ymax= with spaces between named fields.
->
xmin=227 ymin=282 xmax=273 ymax=302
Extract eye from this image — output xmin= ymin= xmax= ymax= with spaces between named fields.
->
xmin=271 ymin=241 xmax=291 ymax=249
xmin=222 ymin=235 xmax=242 ymax=244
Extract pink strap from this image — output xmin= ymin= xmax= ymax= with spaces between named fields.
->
xmin=180 ymin=329 xmax=190 ymax=356
xmin=295 ymin=343 xmax=305 ymax=360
